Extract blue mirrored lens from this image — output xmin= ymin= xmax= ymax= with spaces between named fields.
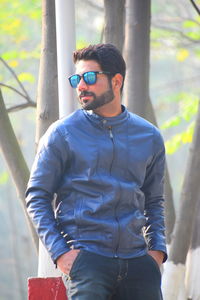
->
xmin=83 ymin=72 xmax=96 ymax=85
xmin=69 ymin=75 xmax=80 ymax=88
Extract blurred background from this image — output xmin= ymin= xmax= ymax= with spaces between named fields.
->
xmin=0 ymin=0 xmax=200 ymax=299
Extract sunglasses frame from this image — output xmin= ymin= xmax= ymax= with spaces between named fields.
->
xmin=68 ymin=71 xmax=111 ymax=88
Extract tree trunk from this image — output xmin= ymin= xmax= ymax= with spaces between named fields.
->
xmin=55 ymin=0 xmax=76 ymax=118
xmin=35 ymin=0 xmax=62 ymax=277
xmin=162 ymin=102 xmax=200 ymax=299
xmin=185 ymin=197 xmax=200 ymax=299
xmin=145 ymin=99 xmax=175 ymax=244
xmin=0 ymin=89 xmax=38 ymax=250
xmin=124 ymin=1 xmax=175 ymax=244
xmin=103 ymin=0 xmax=125 ymax=53
xmin=123 ymin=0 xmax=150 ymax=117
xmin=35 ymin=0 xmax=59 ymax=146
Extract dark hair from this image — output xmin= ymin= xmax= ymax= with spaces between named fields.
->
xmin=73 ymin=43 xmax=126 ymax=93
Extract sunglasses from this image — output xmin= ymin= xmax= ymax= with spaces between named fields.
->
xmin=68 ymin=71 xmax=111 ymax=88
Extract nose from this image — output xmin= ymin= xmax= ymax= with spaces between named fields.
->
xmin=77 ymin=77 xmax=88 ymax=91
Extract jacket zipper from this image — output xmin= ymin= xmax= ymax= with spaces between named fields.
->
xmin=108 ymin=126 xmax=120 ymax=257
xmin=108 ymin=126 xmax=114 ymax=175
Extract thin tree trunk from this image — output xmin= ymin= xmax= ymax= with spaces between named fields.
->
xmin=36 ymin=0 xmax=60 ymax=277
xmin=145 ymin=99 xmax=175 ymax=244
xmin=0 ymin=89 xmax=38 ymax=250
xmin=103 ymin=0 xmax=125 ymax=53
xmin=170 ymin=103 xmax=200 ymax=263
xmin=123 ymin=0 xmax=150 ymax=117
xmin=35 ymin=0 xmax=59 ymax=146
xmin=162 ymin=102 xmax=200 ymax=300
xmin=185 ymin=197 xmax=200 ymax=299
xmin=7 ymin=187 xmax=25 ymax=299
xmin=55 ymin=0 xmax=76 ymax=118
xmin=124 ymin=1 xmax=175 ymax=243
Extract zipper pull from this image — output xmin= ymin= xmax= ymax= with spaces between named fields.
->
xmin=109 ymin=126 xmax=113 ymax=139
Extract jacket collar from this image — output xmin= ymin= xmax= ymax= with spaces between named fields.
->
xmin=83 ymin=105 xmax=129 ymax=128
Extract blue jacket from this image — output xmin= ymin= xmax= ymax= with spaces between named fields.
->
xmin=26 ymin=106 xmax=167 ymax=263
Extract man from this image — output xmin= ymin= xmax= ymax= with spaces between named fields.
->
xmin=26 ymin=43 xmax=167 ymax=300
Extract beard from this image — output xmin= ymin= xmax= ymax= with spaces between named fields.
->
xmin=78 ymin=87 xmax=114 ymax=111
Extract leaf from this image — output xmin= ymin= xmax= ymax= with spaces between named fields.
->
xmin=2 ymin=18 xmax=21 ymax=35
xmin=165 ymin=122 xmax=195 ymax=155
xmin=165 ymin=134 xmax=182 ymax=155
xmin=76 ymin=40 xmax=89 ymax=49
xmin=161 ymin=116 xmax=181 ymax=130
xmin=176 ymin=49 xmax=189 ymax=61
xmin=180 ymin=95 xmax=199 ymax=121
xmin=186 ymin=31 xmax=200 ymax=41
xmin=18 ymin=72 xmax=35 ymax=83
xmin=183 ymin=20 xmax=197 ymax=28
xmin=2 ymin=50 xmax=18 ymax=60
xmin=0 ymin=171 xmax=9 ymax=185
xmin=8 ymin=60 xmax=18 ymax=67
xmin=161 ymin=93 xmax=199 ymax=130
xmin=30 ymin=10 xmax=41 ymax=20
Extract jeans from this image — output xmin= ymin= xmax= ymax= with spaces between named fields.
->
xmin=62 ymin=250 xmax=163 ymax=300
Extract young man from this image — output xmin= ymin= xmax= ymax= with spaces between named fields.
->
xmin=26 ymin=43 xmax=167 ymax=300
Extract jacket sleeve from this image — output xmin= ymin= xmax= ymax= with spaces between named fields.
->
xmin=142 ymin=127 xmax=167 ymax=262
xmin=26 ymin=123 xmax=70 ymax=263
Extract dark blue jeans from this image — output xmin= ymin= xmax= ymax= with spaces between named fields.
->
xmin=62 ymin=250 xmax=163 ymax=300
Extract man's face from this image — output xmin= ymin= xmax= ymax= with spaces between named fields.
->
xmin=75 ymin=60 xmax=114 ymax=111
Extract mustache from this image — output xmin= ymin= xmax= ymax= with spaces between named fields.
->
xmin=79 ymin=91 xmax=96 ymax=98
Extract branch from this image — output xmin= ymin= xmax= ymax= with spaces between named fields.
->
xmin=7 ymin=102 xmax=36 ymax=113
xmin=152 ymin=23 xmax=200 ymax=43
xmin=0 ymin=83 xmax=36 ymax=112
xmin=0 ymin=57 xmax=32 ymax=102
xmin=0 ymin=83 xmax=33 ymax=102
xmin=0 ymin=88 xmax=38 ymax=251
xmin=153 ymin=16 xmax=200 ymax=26
xmin=190 ymin=0 xmax=200 ymax=15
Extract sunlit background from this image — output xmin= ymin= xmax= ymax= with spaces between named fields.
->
xmin=0 ymin=0 xmax=199 ymax=299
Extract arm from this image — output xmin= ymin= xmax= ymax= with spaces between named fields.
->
xmin=26 ymin=124 xmax=70 ymax=263
xmin=142 ymin=128 xmax=167 ymax=263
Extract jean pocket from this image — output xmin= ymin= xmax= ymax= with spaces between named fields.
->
xmin=69 ymin=250 xmax=83 ymax=278
xmin=147 ymin=254 xmax=161 ymax=275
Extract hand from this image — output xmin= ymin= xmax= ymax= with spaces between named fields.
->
xmin=57 ymin=249 xmax=80 ymax=274
xmin=148 ymin=250 xmax=164 ymax=267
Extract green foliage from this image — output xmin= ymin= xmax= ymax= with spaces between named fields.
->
xmin=76 ymin=40 xmax=90 ymax=50
xmin=161 ymin=93 xmax=199 ymax=130
xmin=0 ymin=0 xmax=41 ymax=46
xmin=18 ymin=72 xmax=35 ymax=83
xmin=0 ymin=171 xmax=9 ymax=185
xmin=165 ymin=122 xmax=195 ymax=154
xmin=151 ymin=3 xmax=200 ymax=54
xmin=161 ymin=93 xmax=199 ymax=154
xmin=183 ymin=20 xmax=198 ymax=28
xmin=0 ymin=0 xmax=41 ymax=71
xmin=2 ymin=48 xmax=40 ymax=61
xmin=0 ymin=0 xmax=41 ymax=108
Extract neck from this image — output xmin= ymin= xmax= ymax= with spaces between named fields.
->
xmin=93 ymin=97 xmax=122 ymax=118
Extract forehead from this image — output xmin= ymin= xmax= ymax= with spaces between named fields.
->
xmin=75 ymin=60 xmax=101 ymax=74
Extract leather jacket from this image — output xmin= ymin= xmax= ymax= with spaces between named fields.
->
xmin=26 ymin=106 xmax=167 ymax=263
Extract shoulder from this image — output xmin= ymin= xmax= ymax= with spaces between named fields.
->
xmin=127 ymin=111 xmax=165 ymax=150
xmin=47 ymin=109 xmax=84 ymax=135
xmin=38 ymin=109 xmax=84 ymax=149
xmin=53 ymin=109 xmax=84 ymax=129
xmin=128 ymin=111 xmax=155 ymax=129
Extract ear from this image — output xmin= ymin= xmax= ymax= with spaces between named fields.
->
xmin=112 ymin=73 xmax=123 ymax=91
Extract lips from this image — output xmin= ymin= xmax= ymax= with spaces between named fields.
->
xmin=79 ymin=92 xmax=95 ymax=102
